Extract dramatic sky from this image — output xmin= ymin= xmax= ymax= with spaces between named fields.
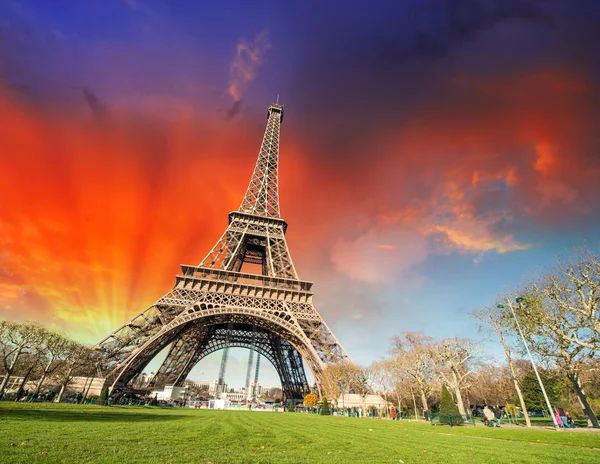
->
xmin=1 ymin=0 xmax=600 ymax=388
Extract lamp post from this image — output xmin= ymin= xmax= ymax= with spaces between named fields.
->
xmin=339 ymin=381 xmax=345 ymax=415
xmin=498 ymin=297 xmax=560 ymax=431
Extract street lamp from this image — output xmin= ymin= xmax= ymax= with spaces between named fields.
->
xmin=338 ymin=381 xmax=345 ymax=415
xmin=498 ymin=297 xmax=560 ymax=431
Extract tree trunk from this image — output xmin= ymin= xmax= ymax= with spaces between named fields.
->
xmin=56 ymin=367 xmax=73 ymax=403
xmin=394 ymin=390 xmax=402 ymax=410
xmin=418 ymin=385 xmax=428 ymax=412
xmin=0 ymin=345 xmax=23 ymax=398
xmin=453 ymin=385 xmax=466 ymax=416
xmin=512 ymin=377 xmax=531 ymax=427
xmin=33 ymin=360 xmax=53 ymax=396
xmin=33 ymin=373 xmax=47 ymax=397
xmin=83 ymin=374 xmax=95 ymax=403
xmin=14 ymin=366 xmax=34 ymax=401
xmin=503 ymin=341 xmax=531 ymax=427
xmin=410 ymin=388 xmax=419 ymax=419
xmin=567 ymin=371 xmax=599 ymax=428
xmin=450 ymin=369 xmax=466 ymax=416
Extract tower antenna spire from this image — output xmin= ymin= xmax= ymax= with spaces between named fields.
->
xmin=276 ymin=94 xmax=280 ymax=105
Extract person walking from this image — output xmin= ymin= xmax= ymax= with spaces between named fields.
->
xmin=554 ymin=410 xmax=564 ymax=428
xmin=558 ymin=408 xmax=568 ymax=429
xmin=493 ymin=407 xmax=502 ymax=427
xmin=391 ymin=407 xmax=396 ymax=420
xmin=483 ymin=406 xmax=495 ymax=427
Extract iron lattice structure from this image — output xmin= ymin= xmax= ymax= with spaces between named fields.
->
xmin=94 ymin=102 xmax=350 ymax=400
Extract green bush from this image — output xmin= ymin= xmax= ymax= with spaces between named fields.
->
xmin=288 ymin=401 xmax=295 ymax=412
xmin=320 ymin=398 xmax=331 ymax=415
xmin=99 ymin=386 xmax=109 ymax=404
xmin=439 ymin=385 xmax=464 ymax=426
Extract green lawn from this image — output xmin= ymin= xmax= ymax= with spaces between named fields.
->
xmin=1 ymin=403 xmax=599 ymax=463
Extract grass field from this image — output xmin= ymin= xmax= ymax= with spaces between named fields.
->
xmin=1 ymin=403 xmax=599 ymax=463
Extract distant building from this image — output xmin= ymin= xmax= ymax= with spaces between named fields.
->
xmin=185 ymin=379 xmax=219 ymax=395
xmin=222 ymin=391 xmax=245 ymax=402
xmin=179 ymin=379 xmax=281 ymax=402
xmin=336 ymin=393 xmax=388 ymax=409
xmin=151 ymin=385 xmax=192 ymax=403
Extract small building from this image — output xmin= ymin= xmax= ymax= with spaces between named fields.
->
xmin=336 ymin=393 xmax=388 ymax=409
xmin=151 ymin=385 xmax=192 ymax=403
xmin=222 ymin=391 xmax=245 ymax=402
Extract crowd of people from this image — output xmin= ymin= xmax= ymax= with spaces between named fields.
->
xmin=479 ymin=404 xmax=577 ymax=428
xmin=482 ymin=405 xmax=503 ymax=427
xmin=555 ymin=408 xmax=576 ymax=428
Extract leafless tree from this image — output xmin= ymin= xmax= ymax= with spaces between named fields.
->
xmin=466 ymin=362 xmax=514 ymax=407
xmin=515 ymin=287 xmax=599 ymax=428
xmin=537 ymin=249 xmax=600 ymax=350
xmin=430 ymin=337 xmax=478 ymax=416
xmin=389 ymin=332 xmax=435 ymax=415
xmin=54 ymin=342 xmax=97 ymax=402
xmin=32 ymin=330 xmax=71 ymax=397
xmin=366 ymin=360 xmax=393 ymax=410
xmin=259 ymin=387 xmax=283 ymax=403
xmin=471 ymin=305 xmax=532 ymax=427
xmin=0 ymin=321 xmax=45 ymax=398
xmin=320 ymin=362 xmax=369 ymax=403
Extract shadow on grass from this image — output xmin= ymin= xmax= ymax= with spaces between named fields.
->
xmin=0 ymin=407 xmax=188 ymax=423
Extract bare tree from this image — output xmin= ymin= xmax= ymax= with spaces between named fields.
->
xmin=259 ymin=387 xmax=283 ymax=403
xmin=467 ymin=362 xmax=514 ymax=407
xmin=516 ymin=288 xmax=599 ymax=428
xmin=0 ymin=321 xmax=45 ymax=399
xmin=537 ymin=249 xmax=600 ymax=350
xmin=366 ymin=361 xmax=392 ymax=410
xmin=430 ymin=337 xmax=478 ymax=416
xmin=382 ymin=358 xmax=407 ymax=409
xmin=471 ymin=305 xmax=532 ymax=427
xmin=32 ymin=331 xmax=71 ymax=397
xmin=389 ymin=332 xmax=435 ymax=415
xmin=320 ymin=362 xmax=369 ymax=403
xmin=54 ymin=342 xmax=97 ymax=402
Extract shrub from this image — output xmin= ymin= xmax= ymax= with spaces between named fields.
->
xmin=320 ymin=398 xmax=331 ymax=415
xmin=99 ymin=385 xmax=109 ymax=404
xmin=288 ymin=401 xmax=295 ymax=412
xmin=304 ymin=393 xmax=318 ymax=407
xmin=439 ymin=385 xmax=464 ymax=426
xmin=505 ymin=403 xmax=519 ymax=418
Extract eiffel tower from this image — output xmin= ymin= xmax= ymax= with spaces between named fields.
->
xmin=94 ymin=100 xmax=350 ymax=400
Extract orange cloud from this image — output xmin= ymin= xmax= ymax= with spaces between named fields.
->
xmin=0 ymin=83 xmax=319 ymax=342
xmin=534 ymin=140 xmax=557 ymax=176
xmin=0 ymin=88 xmax=262 ymax=342
xmin=330 ymin=225 xmax=430 ymax=284
xmin=425 ymin=226 xmax=530 ymax=254
xmin=227 ymin=30 xmax=270 ymax=101
xmin=325 ymin=66 xmax=599 ymax=283
xmin=1 ymin=62 xmax=599 ymax=334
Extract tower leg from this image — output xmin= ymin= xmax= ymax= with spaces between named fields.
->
xmin=253 ymin=354 xmax=261 ymax=400
xmin=217 ymin=323 xmax=233 ymax=397
xmin=245 ymin=326 xmax=257 ymax=401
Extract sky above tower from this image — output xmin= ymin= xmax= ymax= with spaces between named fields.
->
xmin=1 ymin=0 xmax=600 ymax=388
